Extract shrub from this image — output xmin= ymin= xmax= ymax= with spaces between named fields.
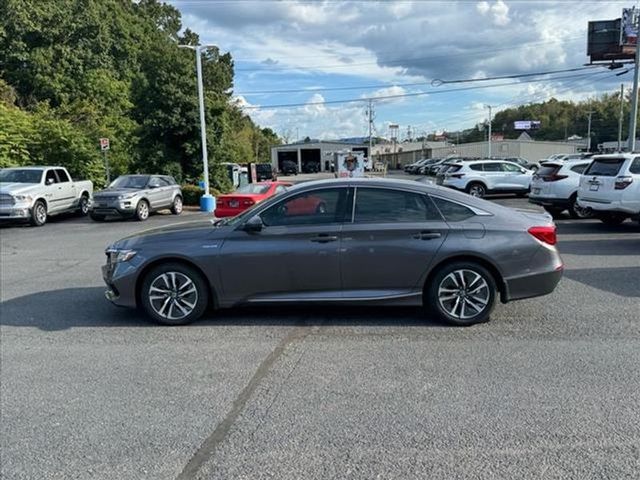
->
xmin=180 ymin=184 xmax=221 ymax=205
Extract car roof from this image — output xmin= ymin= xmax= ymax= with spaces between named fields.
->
xmin=1 ymin=166 xmax=52 ymax=170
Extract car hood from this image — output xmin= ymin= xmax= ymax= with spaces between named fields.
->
xmin=0 ymin=183 xmax=40 ymax=195
xmin=111 ymin=219 xmax=228 ymax=250
xmin=94 ymin=188 xmax=143 ymax=197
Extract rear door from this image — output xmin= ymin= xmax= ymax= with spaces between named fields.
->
xmin=53 ymin=169 xmax=76 ymax=211
xmin=340 ymin=186 xmax=448 ymax=298
xmin=480 ymin=162 xmax=504 ymax=189
xmin=146 ymin=176 xmax=165 ymax=209
xmin=579 ymin=157 xmax=627 ymax=204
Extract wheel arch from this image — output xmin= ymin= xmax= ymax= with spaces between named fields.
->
xmin=423 ymin=254 xmax=508 ymax=304
xmin=135 ymin=257 xmax=218 ymax=310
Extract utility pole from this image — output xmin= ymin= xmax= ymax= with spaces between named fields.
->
xmin=367 ymin=99 xmax=375 ymax=166
xmin=485 ymin=104 xmax=493 ymax=157
xmin=586 ymin=110 xmax=595 ymax=152
xmin=178 ymin=44 xmax=217 ymax=210
xmin=628 ymin=11 xmax=640 ymax=152
xmin=619 ymin=84 xmax=625 ymax=151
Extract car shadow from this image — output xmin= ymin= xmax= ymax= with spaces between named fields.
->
xmin=559 ymin=237 xmax=640 ymax=256
xmin=0 ymin=287 xmax=452 ymax=331
xmin=563 ymin=267 xmax=640 ymax=297
xmin=556 ymin=219 xmax=639 ymax=235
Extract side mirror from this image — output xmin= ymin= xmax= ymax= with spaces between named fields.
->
xmin=149 ymin=184 xmax=159 ymax=189
xmin=242 ymin=215 xmax=263 ymax=232
xmin=46 ymin=178 xmax=55 ymax=185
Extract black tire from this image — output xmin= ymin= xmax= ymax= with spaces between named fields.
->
xmin=425 ymin=261 xmax=497 ymax=326
xmin=30 ymin=200 xmax=47 ymax=226
xmin=516 ymin=190 xmax=529 ymax=198
xmin=466 ymin=182 xmax=487 ymax=198
xmin=90 ymin=213 xmax=106 ymax=222
xmin=567 ymin=195 xmax=593 ymax=219
xmin=78 ymin=194 xmax=90 ymax=216
xmin=171 ymin=195 xmax=183 ymax=215
xmin=135 ymin=199 xmax=150 ymax=221
xmin=599 ymin=214 xmax=627 ymax=226
xmin=140 ymin=262 xmax=209 ymax=325
xmin=543 ymin=206 xmax=564 ymax=218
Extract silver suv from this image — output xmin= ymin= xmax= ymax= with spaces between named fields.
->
xmin=436 ymin=160 xmax=533 ymax=198
xmin=90 ymin=175 xmax=183 ymax=221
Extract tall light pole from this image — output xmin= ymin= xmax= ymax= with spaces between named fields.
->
xmin=485 ymin=104 xmax=494 ymax=157
xmin=586 ymin=110 xmax=595 ymax=152
xmin=619 ymin=84 xmax=625 ymax=151
xmin=628 ymin=10 xmax=640 ymax=152
xmin=178 ymin=44 xmax=217 ymax=209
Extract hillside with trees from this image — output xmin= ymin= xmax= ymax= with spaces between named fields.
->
xmin=0 ymin=0 xmax=279 ymax=189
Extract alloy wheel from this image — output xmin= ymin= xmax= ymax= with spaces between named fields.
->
xmin=35 ymin=203 xmax=47 ymax=224
xmin=173 ymin=197 xmax=183 ymax=214
xmin=437 ymin=269 xmax=490 ymax=320
xmin=148 ymin=272 xmax=198 ymax=321
xmin=468 ymin=184 xmax=486 ymax=198
xmin=137 ymin=201 xmax=149 ymax=220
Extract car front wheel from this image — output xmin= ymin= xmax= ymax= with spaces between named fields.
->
xmin=425 ymin=262 xmax=497 ymax=326
xmin=466 ymin=182 xmax=487 ymax=198
xmin=171 ymin=196 xmax=183 ymax=215
xmin=140 ymin=263 xmax=209 ymax=325
xmin=30 ymin=200 xmax=47 ymax=227
xmin=135 ymin=200 xmax=150 ymax=221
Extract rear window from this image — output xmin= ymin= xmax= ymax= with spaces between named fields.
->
xmin=431 ymin=196 xmax=476 ymax=222
xmin=236 ymin=184 xmax=271 ymax=194
xmin=536 ymin=165 xmax=561 ymax=177
xmin=584 ymin=158 xmax=625 ymax=177
xmin=629 ymin=158 xmax=640 ymax=174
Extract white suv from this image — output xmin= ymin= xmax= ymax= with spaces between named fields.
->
xmin=528 ymin=159 xmax=593 ymax=218
xmin=436 ymin=160 xmax=533 ymax=198
xmin=577 ymin=154 xmax=640 ymax=225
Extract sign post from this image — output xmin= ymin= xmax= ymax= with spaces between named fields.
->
xmin=100 ymin=138 xmax=110 ymax=184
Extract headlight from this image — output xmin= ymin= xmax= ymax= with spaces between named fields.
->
xmin=118 ymin=194 xmax=135 ymax=200
xmin=13 ymin=194 xmax=32 ymax=202
xmin=106 ymin=248 xmax=137 ymax=263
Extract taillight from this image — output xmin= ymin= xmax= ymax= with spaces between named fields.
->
xmin=528 ymin=226 xmax=557 ymax=246
xmin=614 ymin=176 xmax=633 ymax=189
xmin=242 ymin=199 xmax=255 ymax=206
xmin=543 ymin=174 xmax=568 ymax=182
xmin=449 ymin=173 xmax=465 ymax=179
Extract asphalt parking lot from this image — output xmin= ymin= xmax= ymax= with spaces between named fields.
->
xmin=1 ymin=187 xmax=640 ymax=479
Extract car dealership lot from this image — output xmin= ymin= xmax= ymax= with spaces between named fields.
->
xmin=1 ymin=198 xmax=639 ymax=479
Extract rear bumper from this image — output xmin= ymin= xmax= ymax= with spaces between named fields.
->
xmin=577 ymin=198 xmax=639 ymax=215
xmin=214 ymin=207 xmax=246 ymax=218
xmin=528 ymin=196 xmax=570 ymax=208
xmin=504 ymin=266 xmax=563 ymax=302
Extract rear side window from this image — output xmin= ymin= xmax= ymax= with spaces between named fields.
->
xmin=469 ymin=163 xmax=484 ymax=171
xmin=354 ymin=188 xmax=441 ymax=223
xmin=55 ymin=169 xmax=70 ymax=182
xmin=570 ymin=164 xmax=589 ymax=174
xmin=483 ymin=163 xmax=502 ymax=172
xmin=585 ymin=158 xmax=625 ymax=176
xmin=431 ymin=196 xmax=476 ymax=222
xmin=629 ymin=158 xmax=640 ymax=174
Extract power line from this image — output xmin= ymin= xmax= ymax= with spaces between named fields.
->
xmin=431 ymin=66 xmax=599 ymax=86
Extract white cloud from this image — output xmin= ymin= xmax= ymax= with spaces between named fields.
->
xmin=477 ymin=2 xmax=490 ymax=15
xmin=491 ymin=0 xmax=510 ymax=26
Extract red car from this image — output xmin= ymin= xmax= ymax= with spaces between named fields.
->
xmin=214 ymin=181 xmax=292 ymax=217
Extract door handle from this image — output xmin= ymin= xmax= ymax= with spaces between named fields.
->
xmin=413 ymin=231 xmax=441 ymax=240
xmin=310 ymin=234 xmax=338 ymax=243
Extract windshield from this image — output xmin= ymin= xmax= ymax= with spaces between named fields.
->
xmin=0 ymin=169 xmax=43 ymax=184
xmin=109 ymin=175 xmax=150 ymax=189
xmin=236 ymin=184 xmax=272 ymax=194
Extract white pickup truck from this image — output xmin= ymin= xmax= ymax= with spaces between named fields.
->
xmin=0 ymin=166 xmax=93 ymax=226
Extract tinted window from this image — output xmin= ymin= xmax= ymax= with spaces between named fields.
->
xmin=261 ymin=188 xmax=345 ymax=226
xmin=629 ymin=158 xmax=640 ymax=174
xmin=148 ymin=177 xmax=162 ymax=188
xmin=483 ymin=163 xmax=502 ymax=172
xmin=570 ymin=164 xmax=589 ymax=174
xmin=501 ymin=163 xmax=522 ymax=172
xmin=354 ymin=188 xmax=440 ymax=223
xmin=469 ymin=163 xmax=484 ymax=171
xmin=237 ymin=184 xmax=271 ymax=195
xmin=55 ymin=169 xmax=70 ymax=182
xmin=110 ymin=175 xmax=149 ymax=189
xmin=431 ymin=196 xmax=476 ymax=222
xmin=585 ymin=158 xmax=625 ymax=177
xmin=445 ymin=165 xmax=462 ymax=173
xmin=157 ymin=177 xmax=172 ymax=187
xmin=536 ymin=165 xmax=561 ymax=177
xmin=0 ymin=169 xmax=43 ymax=183
xmin=45 ymin=170 xmax=58 ymax=185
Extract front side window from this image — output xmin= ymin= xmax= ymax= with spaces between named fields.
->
xmin=354 ymin=188 xmax=441 ymax=223
xmin=501 ymin=163 xmax=522 ymax=172
xmin=45 ymin=170 xmax=58 ymax=185
xmin=261 ymin=188 xmax=346 ymax=226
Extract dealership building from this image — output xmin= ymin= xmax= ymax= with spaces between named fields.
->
xmin=270 ymin=140 xmax=371 ymax=173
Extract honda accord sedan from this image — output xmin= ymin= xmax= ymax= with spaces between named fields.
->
xmin=102 ymin=178 xmax=563 ymax=326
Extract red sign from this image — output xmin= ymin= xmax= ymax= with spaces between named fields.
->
xmin=99 ymin=138 xmax=110 ymax=151
xmin=491 ymin=133 xmax=504 ymax=141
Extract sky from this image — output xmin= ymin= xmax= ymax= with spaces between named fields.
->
xmin=169 ymin=0 xmax=637 ymax=141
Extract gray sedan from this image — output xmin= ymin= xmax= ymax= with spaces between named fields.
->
xmin=91 ymin=174 xmax=182 ymax=221
xmin=102 ymin=178 xmax=563 ymax=326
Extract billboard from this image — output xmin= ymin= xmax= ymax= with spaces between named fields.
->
xmin=514 ymin=120 xmax=541 ymax=130
xmin=337 ymin=152 xmax=365 ymax=178
xmin=621 ymin=8 xmax=639 ymax=46
xmin=587 ymin=18 xmax=635 ymax=62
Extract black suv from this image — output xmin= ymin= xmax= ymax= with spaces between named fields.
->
xmin=280 ymin=160 xmax=298 ymax=175
xmin=255 ymin=163 xmax=275 ymax=181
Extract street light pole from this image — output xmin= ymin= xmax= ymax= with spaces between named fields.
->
xmin=586 ymin=110 xmax=594 ymax=152
xmin=628 ymin=14 xmax=640 ymax=152
xmin=485 ymin=105 xmax=493 ymax=157
xmin=179 ymin=44 xmax=217 ymax=208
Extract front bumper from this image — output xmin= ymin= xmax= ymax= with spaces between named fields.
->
xmin=0 ymin=205 xmax=32 ymax=220
xmin=102 ymin=260 xmax=140 ymax=308
xmin=91 ymin=199 xmax=137 ymax=217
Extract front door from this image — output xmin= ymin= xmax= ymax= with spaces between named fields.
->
xmin=340 ymin=186 xmax=448 ymax=298
xmin=500 ymin=162 xmax=531 ymax=190
xmin=217 ymin=187 xmax=349 ymax=304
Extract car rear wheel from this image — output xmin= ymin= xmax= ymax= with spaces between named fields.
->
xmin=135 ymin=200 xmax=150 ymax=221
xmin=171 ymin=195 xmax=183 ymax=215
xmin=425 ymin=262 xmax=497 ymax=326
xmin=78 ymin=194 xmax=90 ymax=216
xmin=140 ymin=263 xmax=209 ymax=325
xmin=466 ymin=182 xmax=486 ymax=198
xmin=567 ymin=195 xmax=593 ymax=219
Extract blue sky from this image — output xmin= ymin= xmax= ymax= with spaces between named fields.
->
xmin=170 ymin=0 xmax=635 ymax=140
